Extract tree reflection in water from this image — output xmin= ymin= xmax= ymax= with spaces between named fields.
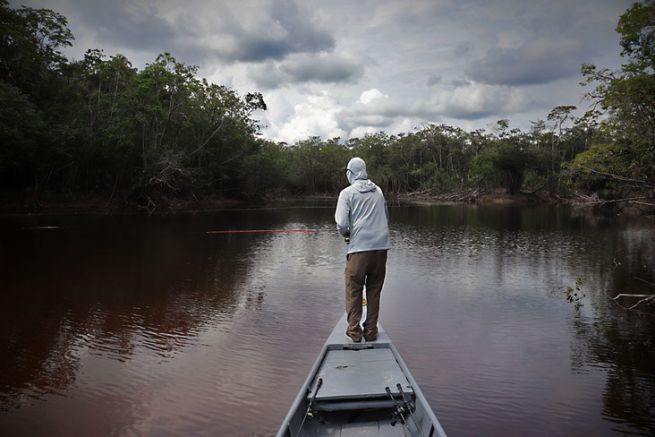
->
xmin=567 ymin=210 xmax=655 ymax=435
xmin=0 ymin=212 xmax=266 ymax=411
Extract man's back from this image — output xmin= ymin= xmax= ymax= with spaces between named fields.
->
xmin=336 ymin=180 xmax=389 ymax=254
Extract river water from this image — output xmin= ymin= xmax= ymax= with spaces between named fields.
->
xmin=0 ymin=203 xmax=654 ymax=436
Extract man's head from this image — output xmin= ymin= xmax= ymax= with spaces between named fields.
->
xmin=346 ymin=157 xmax=367 ymax=184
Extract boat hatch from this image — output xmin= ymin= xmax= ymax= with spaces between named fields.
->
xmin=309 ymin=348 xmax=414 ymax=403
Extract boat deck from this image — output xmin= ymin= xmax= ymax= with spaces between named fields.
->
xmin=309 ymin=312 xmax=413 ymax=403
xmin=313 ymin=348 xmax=413 ymax=401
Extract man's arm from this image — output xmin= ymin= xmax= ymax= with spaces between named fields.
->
xmin=335 ymin=190 xmax=350 ymax=236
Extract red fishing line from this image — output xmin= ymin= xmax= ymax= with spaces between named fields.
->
xmin=206 ymin=229 xmax=321 ymax=234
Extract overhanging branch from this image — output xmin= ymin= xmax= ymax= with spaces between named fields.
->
xmin=580 ymin=166 xmax=654 ymax=188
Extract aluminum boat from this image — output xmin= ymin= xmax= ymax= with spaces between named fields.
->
xmin=277 ymin=311 xmax=447 ymax=436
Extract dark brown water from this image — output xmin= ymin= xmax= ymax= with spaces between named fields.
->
xmin=1 ymin=204 xmax=654 ymax=436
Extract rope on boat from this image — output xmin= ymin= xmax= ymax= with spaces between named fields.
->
xmin=296 ymin=377 xmax=323 ymax=437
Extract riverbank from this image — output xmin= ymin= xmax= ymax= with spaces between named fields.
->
xmin=0 ymin=194 xmax=246 ymax=216
xmin=1 ymin=189 xmax=654 ymax=221
xmin=393 ymin=188 xmax=655 ymax=221
xmin=394 ymin=188 xmax=544 ymax=205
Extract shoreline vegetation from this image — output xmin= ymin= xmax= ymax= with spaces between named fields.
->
xmin=1 ymin=2 xmax=653 ymax=220
xmin=1 ymin=190 xmax=653 ymax=222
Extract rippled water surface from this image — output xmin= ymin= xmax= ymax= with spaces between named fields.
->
xmin=1 ymin=204 xmax=654 ymax=436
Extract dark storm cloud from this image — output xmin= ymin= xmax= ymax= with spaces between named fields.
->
xmin=267 ymin=0 xmax=335 ymax=57
xmin=282 ymin=57 xmax=363 ymax=83
xmin=73 ymin=1 xmax=177 ymax=53
xmin=250 ymin=55 xmax=363 ymax=88
xmin=210 ymin=0 xmax=335 ymax=62
xmin=232 ymin=38 xmax=295 ymax=62
xmin=28 ymin=0 xmax=335 ymax=65
xmin=467 ymin=42 xmax=584 ymax=85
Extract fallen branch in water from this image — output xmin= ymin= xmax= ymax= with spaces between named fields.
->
xmin=404 ymin=189 xmax=433 ymax=197
xmin=612 ymin=293 xmax=655 ymax=310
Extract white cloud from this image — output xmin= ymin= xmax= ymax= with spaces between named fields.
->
xmin=350 ymin=126 xmax=382 ymax=138
xmin=359 ymin=88 xmax=388 ymax=105
xmin=271 ymin=91 xmax=346 ymax=143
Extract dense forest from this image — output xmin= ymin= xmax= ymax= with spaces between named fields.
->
xmin=0 ymin=0 xmax=653 ymax=211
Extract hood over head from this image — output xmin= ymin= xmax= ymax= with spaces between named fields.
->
xmin=346 ymin=157 xmax=367 ymax=183
xmin=346 ymin=157 xmax=377 ymax=192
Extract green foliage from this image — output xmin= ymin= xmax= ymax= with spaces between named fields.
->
xmin=468 ymin=128 xmax=540 ymax=194
xmin=0 ymin=80 xmax=42 ymax=189
xmin=616 ymin=1 xmax=655 ymax=68
xmin=347 ymin=133 xmax=393 ymax=190
xmin=426 ymin=167 xmax=460 ymax=192
xmin=0 ymin=0 xmax=76 ymax=198
xmin=469 ymin=146 xmax=499 ymax=189
xmin=0 ymin=1 xmax=269 ymax=206
xmin=576 ymin=1 xmax=655 ymax=188
xmin=567 ymin=140 xmax=638 ymax=190
xmin=284 ymin=137 xmax=351 ymax=194
xmin=0 ymin=1 xmax=652 ymax=208
xmin=240 ymin=141 xmax=287 ymax=198
xmin=0 ymin=0 xmax=73 ymax=87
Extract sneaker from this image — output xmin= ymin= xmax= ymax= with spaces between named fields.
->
xmin=345 ymin=332 xmax=362 ymax=343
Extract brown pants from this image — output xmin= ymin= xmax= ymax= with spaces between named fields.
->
xmin=345 ymin=250 xmax=388 ymax=341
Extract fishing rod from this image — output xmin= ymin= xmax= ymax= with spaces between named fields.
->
xmin=296 ymin=378 xmax=323 ymax=437
xmin=205 ymin=227 xmax=352 ymax=244
xmin=206 ymin=229 xmax=322 ymax=234
xmin=396 ymin=383 xmax=420 ymax=433
xmin=386 ymin=386 xmax=410 ymax=432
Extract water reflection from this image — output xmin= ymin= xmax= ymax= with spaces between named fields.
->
xmin=0 ymin=215 xmax=266 ymax=408
xmin=566 ymin=213 xmax=655 ymax=435
xmin=388 ymin=205 xmax=655 ymax=436
xmin=0 ymin=205 xmax=653 ymax=436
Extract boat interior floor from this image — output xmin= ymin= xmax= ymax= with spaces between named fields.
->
xmin=301 ymin=409 xmax=420 ymax=436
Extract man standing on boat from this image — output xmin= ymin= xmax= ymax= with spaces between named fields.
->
xmin=335 ymin=157 xmax=390 ymax=343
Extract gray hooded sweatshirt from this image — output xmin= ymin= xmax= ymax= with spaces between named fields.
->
xmin=335 ymin=157 xmax=390 ymax=254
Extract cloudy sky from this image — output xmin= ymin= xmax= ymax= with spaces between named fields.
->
xmin=15 ymin=0 xmax=633 ymax=143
